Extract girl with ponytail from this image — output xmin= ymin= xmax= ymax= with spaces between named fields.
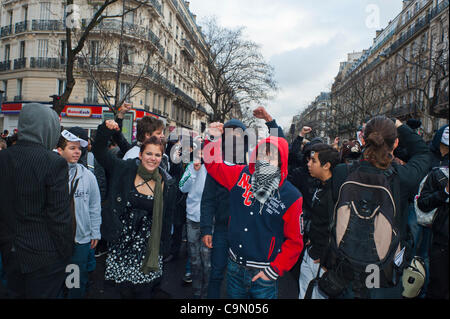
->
xmin=329 ymin=115 xmax=431 ymax=299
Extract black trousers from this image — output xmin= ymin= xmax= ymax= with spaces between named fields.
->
xmin=4 ymin=252 xmax=68 ymax=299
xmin=104 ymin=280 xmax=156 ymax=299
xmin=428 ymin=244 xmax=449 ymax=299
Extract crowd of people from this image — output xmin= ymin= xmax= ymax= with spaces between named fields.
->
xmin=0 ymin=102 xmax=448 ymax=300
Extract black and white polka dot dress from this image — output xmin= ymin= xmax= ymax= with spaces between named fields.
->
xmin=105 ymin=187 xmax=163 ymax=284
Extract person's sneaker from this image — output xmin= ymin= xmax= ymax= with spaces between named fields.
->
xmin=182 ymin=272 xmax=192 ymax=284
xmin=94 ymin=250 xmax=107 ymax=258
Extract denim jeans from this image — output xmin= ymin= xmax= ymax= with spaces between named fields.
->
xmin=187 ymin=219 xmax=211 ymax=299
xmin=226 ymin=258 xmax=278 ymax=299
xmin=207 ymin=230 xmax=229 ymax=299
xmin=298 ymin=248 xmax=327 ymax=299
xmin=87 ymin=248 xmax=96 ymax=273
xmin=67 ymin=243 xmax=91 ymax=299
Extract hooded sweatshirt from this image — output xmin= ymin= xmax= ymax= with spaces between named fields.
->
xmin=204 ymin=136 xmax=304 ymax=281
xmin=18 ymin=103 xmax=60 ymax=150
xmin=430 ymin=124 xmax=449 ymax=168
xmin=68 ymin=163 xmax=102 ymax=244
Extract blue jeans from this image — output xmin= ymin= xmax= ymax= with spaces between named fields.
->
xmin=207 ymin=230 xmax=229 ymax=299
xmin=67 ymin=243 xmax=91 ymax=299
xmin=87 ymin=248 xmax=96 ymax=273
xmin=226 ymin=258 xmax=278 ymax=299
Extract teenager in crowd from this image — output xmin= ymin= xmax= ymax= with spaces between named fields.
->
xmin=330 ymin=116 xmax=431 ymax=299
xmin=56 ymin=129 xmax=101 ymax=298
xmin=298 ymin=144 xmax=340 ymax=299
xmin=92 ymin=120 xmax=176 ymax=299
xmin=179 ymin=137 xmax=210 ymax=299
xmin=202 ymin=122 xmax=304 ymax=299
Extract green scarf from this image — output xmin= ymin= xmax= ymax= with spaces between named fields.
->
xmin=138 ymin=163 xmax=164 ymax=274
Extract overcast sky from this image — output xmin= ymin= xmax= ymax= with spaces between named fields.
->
xmin=189 ymin=0 xmax=404 ymax=130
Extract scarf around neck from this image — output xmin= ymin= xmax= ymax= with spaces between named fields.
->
xmin=137 ymin=163 xmax=165 ymax=274
xmin=251 ymin=160 xmax=281 ymax=214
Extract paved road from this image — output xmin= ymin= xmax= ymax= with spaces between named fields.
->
xmin=0 ymin=241 xmax=300 ymax=299
xmin=86 ymin=241 xmax=300 ymax=299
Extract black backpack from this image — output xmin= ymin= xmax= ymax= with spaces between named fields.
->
xmin=309 ymin=163 xmax=403 ymax=298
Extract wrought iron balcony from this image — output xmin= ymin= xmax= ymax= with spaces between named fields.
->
xmin=0 ymin=60 xmax=11 ymax=72
xmin=175 ymin=87 xmax=196 ymax=108
xmin=15 ymin=21 xmax=29 ymax=34
xmin=30 ymin=57 xmax=66 ymax=69
xmin=181 ymin=38 xmax=195 ymax=61
xmin=13 ymin=57 xmax=26 ymax=70
xmin=0 ymin=25 xmax=12 ymax=37
xmin=31 ymin=20 xmax=65 ymax=32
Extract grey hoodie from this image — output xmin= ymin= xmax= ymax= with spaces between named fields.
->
xmin=18 ymin=103 xmax=60 ymax=151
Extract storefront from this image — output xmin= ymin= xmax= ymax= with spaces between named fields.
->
xmin=0 ymin=102 xmax=166 ymax=143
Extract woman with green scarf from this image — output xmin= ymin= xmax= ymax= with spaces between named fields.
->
xmin=92 ymin=120 xmax=176 ymax=299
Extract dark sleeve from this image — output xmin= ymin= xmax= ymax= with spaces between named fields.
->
xmin=288 ymin=135 xmax=305 ymax=169
xmin=417 ymin=170 xmax=449 ymax=212
xmin=265 ymin=119 xmax=286 ymax=139
xmin=92 ymin=122 xmax=123 ymax=173
xmin=45 ymin=156 xmax=73 ymax=259
xmin=200 ymin=174 xmax=218 ymax=237
xmin=93 ymin=158 xmax=107 ymax=202
xmin=395 ymin=125 xmax=432 ymax=198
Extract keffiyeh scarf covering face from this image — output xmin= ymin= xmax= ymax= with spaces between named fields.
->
xmin=251 ymin=160 xmax=281 ymax=214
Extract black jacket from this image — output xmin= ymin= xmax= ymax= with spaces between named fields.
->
xmin=92 ymin=122 xmax=176 ymax=256
xmin=307 ymin=178 xmax=334 ymax=261
xmin=417 ymin=167 xmax=449 ymax=247
xmin=0 ymin=142 xmax=73 ymax=273
xmin=200 ymin=173 xmax=230 ymax=236
xmin=332 ymin=124 xmax=431 ymax=255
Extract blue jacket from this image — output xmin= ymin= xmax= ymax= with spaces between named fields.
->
xmin=204 ymin=135 xmax=304 ymax=281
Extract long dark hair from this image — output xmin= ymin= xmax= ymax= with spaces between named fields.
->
xmin=363 ymin=116 xmax=398 ymax=170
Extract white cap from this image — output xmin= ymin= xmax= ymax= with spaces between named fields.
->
xmin=61 ymin=130 xmax=88 ymax=148
xmin=441 ymin=126 xmax=449 ymax=146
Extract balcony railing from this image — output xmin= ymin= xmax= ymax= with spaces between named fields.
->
xmin=0 ymin=25 xmax=12 ymax=37
xmin=175 ymin=88 xmax=196 ymax=108
xmin=84 ymin=97 xmax=99 ymax=104
xmin=388 ymin=103 xmax=419 ymax=118
xmin=14 ymin=57 xmax=26 ymax=70
xmin=30 ymin=57 xmax=66 ymax=69
xmin=14 ymin=95 xmax=22 ymax=101
xmin=31 ymin=20 xmax=65 ymax=31
xmin=147 ymin=0 xmax=163 ymax=16
xmin=0 ymin=60 xmax=11 ymax=72
xmin=15 ymin=21 xmax=29 ymax=33
xmin=181 ymin=38 xmax=196 ymax=60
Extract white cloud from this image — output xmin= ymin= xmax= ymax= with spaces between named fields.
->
xmin=189 ymin=0 xmax=404 ymax=129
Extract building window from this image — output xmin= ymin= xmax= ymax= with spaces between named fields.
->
xmin=58 ymin=79 xmax=66 ymax=96
xmin=4 ymin=44 xmax=10 ymax=61
xmin=38 ymin=40 xmax=48 ymax=58
xmin=87 ymin=80 xmax=98 ymax=103
xmin=120 ymin=83 xmax=131 ymax=102
xmin=40 ymin=2 xmax=51 ymax=20
xmin=19 ymin=41 xmax=26 ymax=59
xmin=17 ymin=79 xmax=23 ymax=98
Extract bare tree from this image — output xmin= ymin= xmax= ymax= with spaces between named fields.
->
xmin=55 ymin=0 xmax=149 ymax=115
xmin=193 ymin=18 xmax=277 ymax=122
xmin=76 ymin=0 xmax=160 ymax=115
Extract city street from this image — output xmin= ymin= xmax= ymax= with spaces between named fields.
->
xmin=84 ymin=241 xmax=299 ymax=299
